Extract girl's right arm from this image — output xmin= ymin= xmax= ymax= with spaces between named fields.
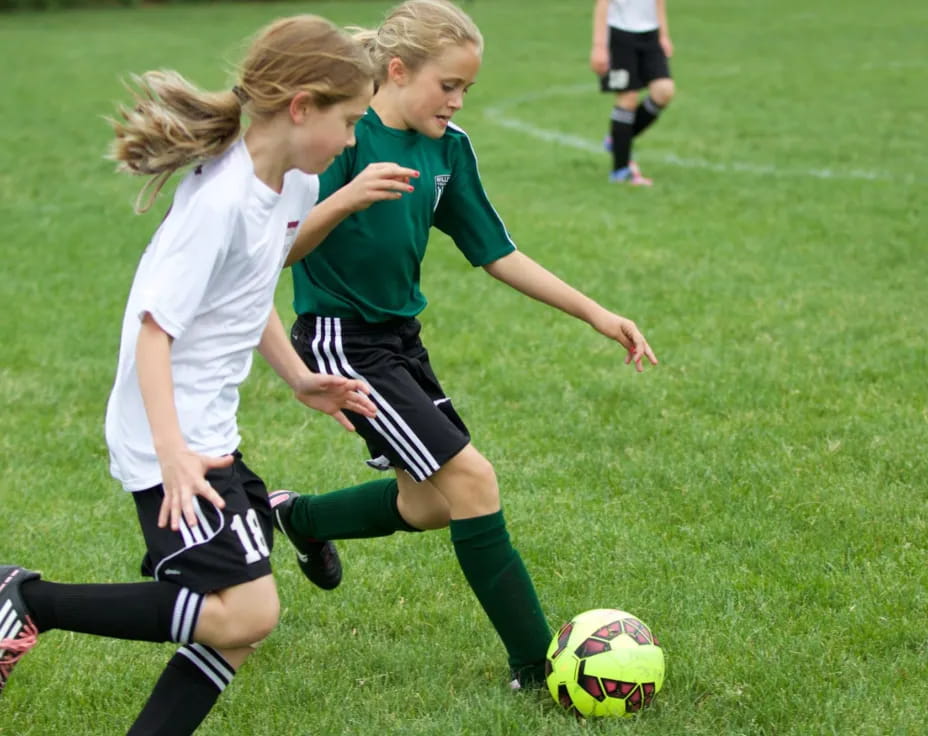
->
xmin=136 ymin=313 xmax=230 ymax=531
xmin=285 ymin=162 xmax=419 ymax=266
xmin=590 ymin=0 xmax=610 ymax=76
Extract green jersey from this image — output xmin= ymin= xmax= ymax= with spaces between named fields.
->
xmin=291 ymin=108 xmax=516 ymax=323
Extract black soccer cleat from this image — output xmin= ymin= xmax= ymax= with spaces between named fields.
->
xmin=0 ymin=566 xmax=41 ymax=697
xmin=509 ymin=660 xmax=548 ymax=692
xmin=268 ymin=491 xmax=342 ymax=590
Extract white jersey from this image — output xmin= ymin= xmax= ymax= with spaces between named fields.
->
xmin=607 ymin=0 xmax=659 ymax=33
xmin=105 ymin=139 xmax=319 ymax=491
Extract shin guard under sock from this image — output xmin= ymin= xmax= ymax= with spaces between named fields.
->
xmin=127 ymin=644 xmax=234 ymax=735
xmin=610 ymin=106 xmax=635 ymax=171
xmin=633 ymin=95 xmax=663 ymax=137
xmin=289 ymin=479 xmax=419 ymax=540
xmin=450 ymin=511 xmax=551 ymax=673
xmin=20 ymin=579 xmax=203 ymax=643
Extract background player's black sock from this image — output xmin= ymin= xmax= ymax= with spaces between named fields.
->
xmin=20 ymin=579 xmax=202 ymax=643
xmin=290 ymin=479 xmax=420 ymax=539
xmin=633 ymin=96 xmax=664 ymax=137
xmin=127 ymin=644 xmax=235 ymax=736
xmin=450 ymin=511 xmax=551 ymax=677
xmin=610 ymin=106 xmax=635 ymax=171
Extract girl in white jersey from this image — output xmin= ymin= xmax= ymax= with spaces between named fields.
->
xmin=269 ymin=0 xmax=658 ymax=692
xmin=591 ymin=0 xmax=676 ymax=184
xmin=0 ymin=16 xmax=413 ymax=735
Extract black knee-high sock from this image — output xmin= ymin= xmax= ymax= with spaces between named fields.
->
xmin=20 ymin=580 xmax=203 ymax=643
xmin=633 ymin=96 xmax=664 ymax=137
xmin=128 ymin=644 xmax=235 ymax=736
xmin=610 ymin=106 xmax=635 ymax=171
xmin=450 ymin=511 xmax=550 ymax=682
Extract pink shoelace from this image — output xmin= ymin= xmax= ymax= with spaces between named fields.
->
xmin=0 ymin=616 xmax=38 ymax=687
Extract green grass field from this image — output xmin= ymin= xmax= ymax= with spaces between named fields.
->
xmin=1 ymin=1 xmax=926 ymax=733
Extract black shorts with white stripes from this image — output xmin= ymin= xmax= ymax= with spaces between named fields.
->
xmin=600 ymin=27 xmax=671 ymax=92
xmin=292 ymin=314 xmax=471 ymax=482
xmin=133 ymin=451 xmax=274 ymax=595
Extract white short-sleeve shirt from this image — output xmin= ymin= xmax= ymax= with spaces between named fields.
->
xmin=607 ymin=0 xmax=659 ymax=33
xmin=105 ymin=139 xmax=319 ymax=491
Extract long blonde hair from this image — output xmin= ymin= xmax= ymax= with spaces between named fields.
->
xmin=353 ymin=0 xmax=483 ymax=84
xmin=108 ymin=15 xmax=374 ymax=213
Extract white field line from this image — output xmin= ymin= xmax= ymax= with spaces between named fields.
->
xmin=483 ymin=84 xmax=919 ymax=184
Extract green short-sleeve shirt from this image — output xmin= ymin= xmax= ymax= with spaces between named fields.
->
xmin=291 ymin=108 xmax=516 ymax=323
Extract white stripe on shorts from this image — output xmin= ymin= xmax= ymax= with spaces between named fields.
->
xmin=316 ymin=316 xmax=441 ymax=480
xmin=152 ymin=498 xmax=225 ymax=583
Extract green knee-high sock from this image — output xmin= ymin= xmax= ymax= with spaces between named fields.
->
xmin=289 ymin=479 xmax=419 ymax=540
xmin=450 ymin=511 xmax=551 ymax=681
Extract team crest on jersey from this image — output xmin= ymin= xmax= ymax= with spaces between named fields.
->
xmin=433 ymin=174 xmax=451 ymax=211
xmin=284 ymin=219 xmax=300 ymax=250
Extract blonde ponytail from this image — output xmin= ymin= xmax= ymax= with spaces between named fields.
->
xmin=108 ymin=15 xmax=374 ymax=214
xmin=108 ymin=71 xmax=242 ymax=212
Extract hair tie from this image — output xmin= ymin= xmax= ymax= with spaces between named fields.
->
xmin=232 ymin=85 xmax=248 ymax=104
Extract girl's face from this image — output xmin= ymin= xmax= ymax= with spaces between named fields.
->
xmin=395 ymin=42 xmax=482 ymax=138
xmin=294 ymin=84 xmax=374 ymax=173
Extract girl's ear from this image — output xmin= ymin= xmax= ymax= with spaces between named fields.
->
xmin=289 ymin=91 xmax=314 ymax=123
xmin=386 ymin=56 xmax=409 ymax=86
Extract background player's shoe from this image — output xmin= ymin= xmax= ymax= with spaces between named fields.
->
xmin=0 ymin=566 xmax=40 ymax=696
xmin=269 ymin=491 xmax=342 ymax=590
xmin=603 ymin=134 xmax=612 ymax=152
xmin=609 ymin=165 xmax=653 ymax=187
xmin=628 ymin=160 xmax=652 ymax=183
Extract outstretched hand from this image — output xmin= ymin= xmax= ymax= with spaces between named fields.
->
xmin=591 ymin=310 xmax=659 ymax=372
xmin=294 ymin=373 xmax=377 ymax=431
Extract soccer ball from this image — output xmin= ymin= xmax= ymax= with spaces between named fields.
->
xmin=545 ymin=608 xmax=665 ymax=718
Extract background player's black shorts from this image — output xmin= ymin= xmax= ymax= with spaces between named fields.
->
xmin=133 ymin=451 xmax=274 ymax=595
xmin=600 ymin=28 xmax=671 ymax=92
xmin=292 ymin=314 xmax=470 ymax=482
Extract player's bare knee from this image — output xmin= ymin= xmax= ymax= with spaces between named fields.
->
xmin=435 ymin=446 xmax=500 ymax=515
xmin=456 ymin=451 xmax=500 ymax=510
xmin=220 ymin=596 xmax=279 ymax=647
xmin=458 ymin=449 xmax=498 ymax=493
xmin=650 ymin=79 xmax=675 ymax=106
xmin=199 ymin=579 xmax=279 ymax=648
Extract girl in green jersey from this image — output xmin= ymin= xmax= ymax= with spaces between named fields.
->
xmin=273 ymin=0 xmax=658 ymax=690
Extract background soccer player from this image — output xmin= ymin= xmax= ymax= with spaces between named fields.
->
xmin=591 ymin=0 xmax=676 ymax=185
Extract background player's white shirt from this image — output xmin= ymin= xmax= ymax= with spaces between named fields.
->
xmin=607 ymin=0 xmax=659 ymax=33
xmin=105 ymin=139 xmax=319 ymax=491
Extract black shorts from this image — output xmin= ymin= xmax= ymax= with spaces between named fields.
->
xmin=133 ymin=452 xmax=274 ymax=595
xmin=600 ymin=28 xmax=671 ymax=92
xmin=292 ymin=314 xmax=470 ymax=482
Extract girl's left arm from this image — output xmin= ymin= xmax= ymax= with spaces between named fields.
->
xmin=286 ymin=163 xmax=419 ymax=267
xmin=483 ymin=250 xmax=658 ymax=371
xmin=257 ymin=307 xmax=377 ymax=429
xmin=656 ymin=0 xmax=673 ymax=58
